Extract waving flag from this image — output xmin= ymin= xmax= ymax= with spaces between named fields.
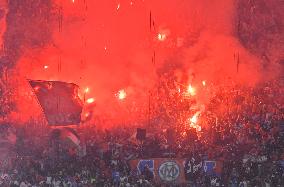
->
xmin=29 ymin=80 xmax=83 ymax=126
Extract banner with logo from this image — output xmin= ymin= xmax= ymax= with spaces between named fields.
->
xmin=130 ymin=158 xmax=223 ymax=184
xmin=130 ymin=159 xmax=186 ymax=183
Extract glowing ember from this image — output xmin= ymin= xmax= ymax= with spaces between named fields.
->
xmin=43 ymin=65 xmax=48 ymax=69
xmin=117 ymin=89 xmax=127 ymax=100
xmin=202 ymin=80 xmax=206 ymax=86
xmin=34 ymin=86 xmax=40 ymax=92
xmin=117 ymin=3 xmax=120 ymax=10
xmin=72 ymin=0 xmax=75 ymax=3
xmin=85 ymin=113 xmax=89 ymax=117
xmin=187 ymin=84 xmax=196 ymax=96
xmin=84 ymin=87 xmax=89 ymax=93
xmin=86 ymin=98 xmax=95 ymax=104
xmin=157 ymin=33 xmax=166 ymax=41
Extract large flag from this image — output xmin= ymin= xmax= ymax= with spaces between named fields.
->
xmin=29 ymin=80 xmax=83 ymax=125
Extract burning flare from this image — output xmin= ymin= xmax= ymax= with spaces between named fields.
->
xmin=86 ymin=98 xmax=95 ymax=104
xmin=157 ymin=33 xmax=166 ymax=41
xmin=189 ymin=112 xmax=201 ymax=131
xmin=84 ymin=87 xmax=89 ymax=93
xmin=187 ymin=84 xmax=196 ymax=96
xmin=190 ymin=113 xmax=198 ymax=124
xmin=117 ymin=89 xmax=127 ymax=100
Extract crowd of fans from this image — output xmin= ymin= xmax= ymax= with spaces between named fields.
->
xmin=0 ymin=78 xmax=283 ymax=187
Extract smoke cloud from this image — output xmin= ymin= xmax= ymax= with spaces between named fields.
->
xmin=4 ymin=0 xmax=282 ymax=125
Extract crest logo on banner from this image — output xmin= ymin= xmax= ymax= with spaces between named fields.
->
xmin=158 ymin=161 xmax=180 ymax=182
xmin=137 ymin=160 xmax=154 ymax=174
xmin=130 ymin=158 xmax=221 ymax=184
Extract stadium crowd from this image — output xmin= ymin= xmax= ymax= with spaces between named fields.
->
xmin=0 ymin=79 xmax=283 ymax=187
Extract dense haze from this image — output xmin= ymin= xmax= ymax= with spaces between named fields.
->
xmin=1 ymin=0 xmax=283 ymax=125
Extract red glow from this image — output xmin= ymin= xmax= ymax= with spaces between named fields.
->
xmin=8 ymin=0 xmax=279 ymax=128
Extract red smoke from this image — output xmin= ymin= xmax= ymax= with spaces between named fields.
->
xmin=6 ymin=0 xmax=280 ymax=126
